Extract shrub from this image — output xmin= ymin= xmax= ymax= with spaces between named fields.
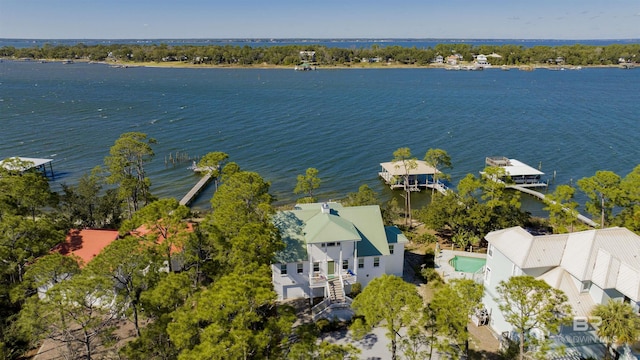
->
xmin=349 ymin=282 xmax=362 ymax=297
xmin=415 ymin=233 xmax=438 ymax=245
xmin=420 ymin=268 xmax=443 ymax=287
xmin=315 ymin=319 xmax=331 ymax=332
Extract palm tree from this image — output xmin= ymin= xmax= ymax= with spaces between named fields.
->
xmin=423 ymin=148 xmax=452 ymax=201
xmin=392 ymin=148 xmax=417 ymax=227
xmin=591 ymin=300 xmax=640 ymax=359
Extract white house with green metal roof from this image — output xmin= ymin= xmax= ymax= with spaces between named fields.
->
xmin=271 ymin=202 xmax=408 ymax=311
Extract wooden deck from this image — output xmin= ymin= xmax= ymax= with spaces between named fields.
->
xmin=508 ymin=185 xmax=598 ymax=227
xmin=378 ymin=171 xmax=449 ymax=195
xmin=179 ymin=173 xmax=213 ymax=206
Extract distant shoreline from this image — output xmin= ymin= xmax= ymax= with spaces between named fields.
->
xmin=2 ymin=58 xmax=627 ymax=70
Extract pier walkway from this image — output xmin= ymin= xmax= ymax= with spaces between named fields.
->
xmin=179 ymin=173 xmax=213 ymax=206
xmin=508 ymin=185 xmax=598 ymax=227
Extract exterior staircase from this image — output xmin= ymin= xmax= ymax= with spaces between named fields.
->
xmin=328 ymin=278 xmax=345 ymax=303
xmin=311 ymin=277 xmax=353 ymax=321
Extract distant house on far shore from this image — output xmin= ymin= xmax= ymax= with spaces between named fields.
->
xmin=446 ymin=55 xmax=459 ymax=65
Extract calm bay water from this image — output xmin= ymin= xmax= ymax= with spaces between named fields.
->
xmin=1 ymin=60 xmax=639 ymax=214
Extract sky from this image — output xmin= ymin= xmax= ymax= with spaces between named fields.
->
xmin=0 ymin=0 xmax=639 ymax=40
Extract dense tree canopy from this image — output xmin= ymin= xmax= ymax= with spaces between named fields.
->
xmin=196 ymin=151 xmax=229 ymax=191
xmin=423 ymin=148 xmax=452 ymax=200
xmin=57 ymin=167 xmax=122 ymax=229
xmin=591 ymin=300 xmax=640 ymax=359
xmin=3 ymin=42 xmax=639 ymax=67
xmin=543 ymin=184 xmax=580 ymax=233
xmin=167 ymin=267 xmax=293 ymax=360
xmin=431 ymin=279 xmax=483 ymax=359
xmin=351 ymin=274 xmax=423 ymax=360
xmin=496 ymin=276 xmax=572 ymax=360
xmin=577 ymin=170 xmax=622 ymax=228
xmin=104 ymin=132 xmax=157 ymax=217
xmin=343 ymin=184 xmax=380 ymax=207
xmin=392 ymin=147 xmax=418 ymax=227
xmin=293 ymin=167 xmax=321 ymax=203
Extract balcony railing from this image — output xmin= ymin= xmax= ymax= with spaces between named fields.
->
xmin=311 ymin=296 xmax=354 ymax=321
xmin=309 ymin=270 xmax=357 ymax=287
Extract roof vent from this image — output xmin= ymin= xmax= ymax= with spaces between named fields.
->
xmin=321 ymin=203 xmax=330 ymax=214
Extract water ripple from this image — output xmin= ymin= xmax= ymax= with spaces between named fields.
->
xmin=1 ymin=63 xmax=638 ymax=208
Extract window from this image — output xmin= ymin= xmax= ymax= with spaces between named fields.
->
xmin=373 ymin=257 xmax=380 ymax=267
xmin=313 ymin=262 xmax=320 ymax=272
xmin=358 ymin=258 xmax=364 ymax=269
xmin=484 ymin=267 xmax=492 ymax=285
xmin=297 ymin=263 xmax=304 ymax=274
xmin=342 ymin=260 xmax=349 ymax=270
xmin=280 ymin=263 xmax=287 ymax=275
xmin=389 ymin=244 xmax=394 ymax=255
xmin=327 ymin=242 xmax=336 ymax=247
xmin=487 ymin=244 xmax=493 ymax=258
xmin=581 ymin=281 xmax=591 ymax=293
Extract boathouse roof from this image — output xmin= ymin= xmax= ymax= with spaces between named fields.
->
xmin=485 ymin=157 xmax=544 ymax=177
xmin=1 ymin=156 xmax=53 ymax=172
xmin=500 ymin=159 xmax=544 ymax=177
xmin=380 ymin=160 xmax=440 ymax=176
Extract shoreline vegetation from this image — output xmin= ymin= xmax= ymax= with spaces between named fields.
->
xmin=2 ymin=42 xmax=638 ymax=69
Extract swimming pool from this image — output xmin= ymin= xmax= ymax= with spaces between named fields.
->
xmin=449 ymin=256 xmax=486 ymax=273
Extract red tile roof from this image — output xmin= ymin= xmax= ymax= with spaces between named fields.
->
xmin=54 ymin=229 xmax=120 ymax=267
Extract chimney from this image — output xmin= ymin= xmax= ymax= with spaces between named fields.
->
xmin=321 ymin=203 xmax=330 ymax=214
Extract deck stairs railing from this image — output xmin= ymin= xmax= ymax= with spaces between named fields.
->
xmin=311 ymin=277 xmax=353 ymax=320
xmin=328 ymin=278 xmax=345 ymax=302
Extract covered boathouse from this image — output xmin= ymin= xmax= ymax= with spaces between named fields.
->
xmin=1 ymin=156 xmax=55 ymax=178
xmin=379 ymin=160 xmax=444 ymax=192
xmin=484 ymin=156 xmax=546 ymax=187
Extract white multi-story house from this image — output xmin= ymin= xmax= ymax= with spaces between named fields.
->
xmin=474 ymin=54 xmax=491 ymax=69
xmin=482 ymin=226 xmax=640 ymax=358
xmin=271 ymin=202 xmax=408 ymax=316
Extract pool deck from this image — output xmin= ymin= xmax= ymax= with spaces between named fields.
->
xmin=435 ymin=249 xmax=487 ymax=284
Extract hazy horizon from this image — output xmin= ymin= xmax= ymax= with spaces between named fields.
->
xmin=1 ymin=1 xmax=638 ymax=40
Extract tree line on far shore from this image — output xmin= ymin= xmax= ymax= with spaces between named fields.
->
xmin=1 ymin=42 xmax=639 ymax=67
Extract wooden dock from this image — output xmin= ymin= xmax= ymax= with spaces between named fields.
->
xmin=508 ymin=185 xmax=598 ymax=227
xmin=179 ymin=173 xmax=213 ymax=206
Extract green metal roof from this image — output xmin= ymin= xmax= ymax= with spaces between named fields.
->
xmin=304 ymin=213 xmax=361 ymax=244
xmin=272 ymin=211 xmax=308 ymax=263
xmin=273 ymin=202 xmax=395 ymax=263
xmin=384 ymin=226 xmax=409 ymax=244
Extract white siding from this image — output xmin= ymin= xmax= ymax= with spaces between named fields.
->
xmin=588 ymin=283 xmax=607 ymax=305
xmin=385 ymin=242 xmax=405 ymax=277
xmin=272 ymin=262 xmax=311 ymax=300
xmin=482 ymin=246 xmax=519 ymax=335
xmin=357 ymin=256 xmax=386 ymax=287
